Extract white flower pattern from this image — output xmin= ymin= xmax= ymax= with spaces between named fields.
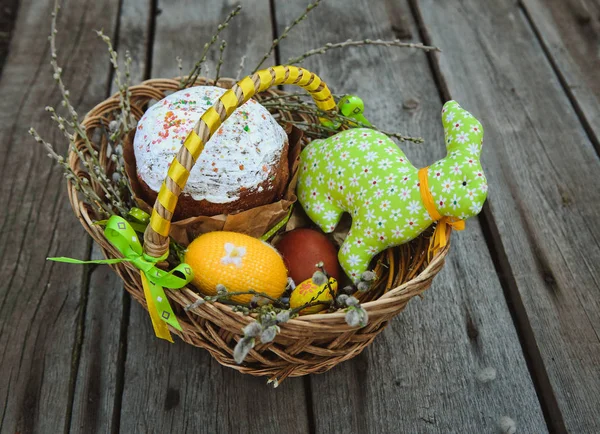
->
xmin=221 ymin=243 xmax=246 ymax=268
xmin=296 ymin=101 xmax=487 ymax=281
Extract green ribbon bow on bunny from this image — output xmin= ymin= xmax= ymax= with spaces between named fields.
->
xmin=49 ymin=214 xmax=193 ymax=342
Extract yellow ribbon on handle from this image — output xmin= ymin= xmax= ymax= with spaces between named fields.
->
xmin=148 ymin=65 xmax=337 ymax=239
xmin=418 ymin=167 xmax=465 ymax=257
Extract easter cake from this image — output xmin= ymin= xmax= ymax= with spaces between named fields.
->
xmin=132 ymin=86 xmax=289 ymax=218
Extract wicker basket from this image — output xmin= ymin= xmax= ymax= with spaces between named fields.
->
xmin=69 ymin=66 xmax=451 ymax=383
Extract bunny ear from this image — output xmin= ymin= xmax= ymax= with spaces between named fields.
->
xmin=441 ymin=100 xmax=484 ymax=155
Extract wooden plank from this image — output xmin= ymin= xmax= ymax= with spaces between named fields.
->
xmin=0 ymin=0 xmax=120 ymax=432
xmin=118 ymin=1 xmax=311 ymax=432
xmin=275 ymin=0 xmax=547 ymax=432
xmin=520 ymin=0 xmax=600 ymax=151
xmin=68 ymin=1 xmax=152 ymax=432
xmin=68 ymin=256 xmax=126 ymax=433
xmin=413 ymin=0 xmax=600 ymax=432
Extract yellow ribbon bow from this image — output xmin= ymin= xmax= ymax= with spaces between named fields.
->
xmin=418 ymin=167 xmax=465 ymax=258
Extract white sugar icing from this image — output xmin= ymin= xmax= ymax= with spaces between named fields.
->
xmin=133 ymin=86 xmax=287 ymax=203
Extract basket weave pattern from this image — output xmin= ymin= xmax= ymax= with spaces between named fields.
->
xmin=69 ymin=77 xmax=450 ymax=381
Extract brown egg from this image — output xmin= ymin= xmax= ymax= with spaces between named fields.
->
xmin=275 ymin=228 xmax=341 ymax=284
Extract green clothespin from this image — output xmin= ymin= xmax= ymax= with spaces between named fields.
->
xmin=321 ymin=95 xmax=372 ymax=130
xmin=338 ymin=95 xmax=371 ymax=127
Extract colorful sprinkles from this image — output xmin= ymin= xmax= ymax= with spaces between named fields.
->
xmin=133 ymin=86 xmax=287 ymax=204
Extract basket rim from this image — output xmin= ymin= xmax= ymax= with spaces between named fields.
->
xmin=68 ymin=75 xmax=452 ymax=329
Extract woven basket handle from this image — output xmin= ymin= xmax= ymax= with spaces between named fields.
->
xmin=143 ymin=65 xmax=336 ymax=258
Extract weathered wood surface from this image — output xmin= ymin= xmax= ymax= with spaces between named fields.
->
xmin=276 ymin=1 xmax=547 ymax=432
xmin=117 ymin=1 xmax=310 ymax=433
xmin=414 ymin=0 xmax=600 ymax=432
xmin=0 ymin=0 xmax=119 ymax=433
xmin=1 ymin=0 xmax=599 ymax=432
xmin=69 ymin=256 xmax=126 ymax=434
xmin=68 ymin=0 xmax=153 ymax=430
xmin=521 ymin=0 xmax=600 ymax=151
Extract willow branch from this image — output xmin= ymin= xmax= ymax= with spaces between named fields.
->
xmin=181 ymin=5 xmax=241 ymax=88
xmin=287 ymin=38 xmax=440 ymax=65
xmin=214 ymin=40 xmax=227 ymax=84
xmin=264 ymin=101 xmax=424 ymax=143
xmin=252 ymin=0 xmax=321 ymax=73
xmin=45 ymin=1 xmax=128 ymax=215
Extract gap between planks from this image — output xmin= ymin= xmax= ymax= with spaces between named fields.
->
xmin=63 ymin=239 xmax=94 ymax=434
xmin=65 ymin=0 xmax=156 ymax=430
xmin=517 ymin=1 xmax=600 ymax=158
xmin=106 ymin=1 xmax=159 ymax=434
xmin=406 ymin=0 xmax=568 ymax=431
xmin=64 ymin=0 xmax=132 ymax=425
xmin=407 ymin=0 xmax=594 ymax=432
xmin=0 ymin=0 xmax=20 ymax=77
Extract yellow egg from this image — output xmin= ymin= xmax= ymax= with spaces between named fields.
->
xmin=290 ymin=277 xmax=338 ymax=315
xmin=185 ymin=231 xmax=288 ymax=304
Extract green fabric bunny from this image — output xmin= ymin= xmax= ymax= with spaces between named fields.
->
xmin=297 ymin=100 xmax=487 ymax=282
